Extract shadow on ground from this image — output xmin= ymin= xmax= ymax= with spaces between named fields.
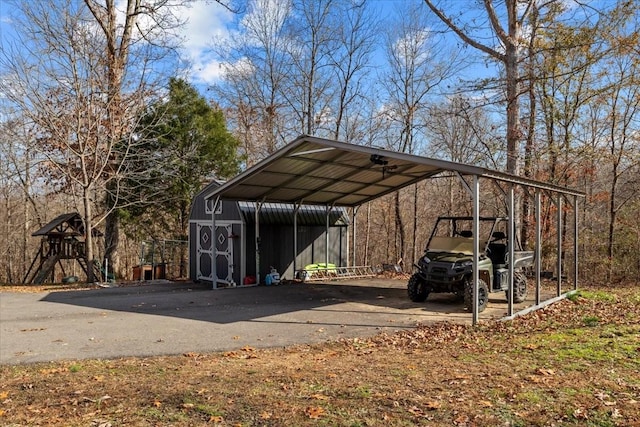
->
xmin=40 ymin=279 xmax=475 ymax=326
xmin=39 ymin=278 xmax=552 ymax=327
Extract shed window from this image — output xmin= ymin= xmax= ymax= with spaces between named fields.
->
xmin=205 ymin=199 xmax=223 ymax=215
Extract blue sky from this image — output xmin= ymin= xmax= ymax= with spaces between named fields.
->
xmin=0 ymin=0 xmax=483 ymax=91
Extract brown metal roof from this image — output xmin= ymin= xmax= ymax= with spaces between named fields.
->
xmin=32 ymin=213 xmax=83 ymax=236
xmin=205 ymin=135 xmax=584 ymax=206
xmin=32 ymin=212 xmax=103 ymax=237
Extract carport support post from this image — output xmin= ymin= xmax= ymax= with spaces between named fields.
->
xmin=472 ymin=175 xmax=480 ymax=325
xmin=293 ymin=203 xmax=300 ymax=277
xmin=256 ymin=201 xmax=263 ymax=285
xmin=573 ymin=195 xmax=579 ymax=290
xmin=212 ymin=196 xmax=220 ymax=289
xmin=351 ymin=206 xmax=359 ymax=267
xmin=535 ymin=191 xmax=542 ymax=305
xmin=557 ymin=194 xmax=563 ymax=297
xmin=508 ymin=185 xmax=515 ymax=316
xmin=325 ymin=206 xmax=331 ymax=268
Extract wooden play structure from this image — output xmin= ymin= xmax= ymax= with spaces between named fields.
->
xmin=23 ymin=212 xmax=103 ymax=284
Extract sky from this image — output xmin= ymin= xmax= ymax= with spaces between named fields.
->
xmin=0 ymin=0 xmax=237 ymax=85
xmin=176 ymin=0 xmax=237 ymax=85
xmin=0 ymin=0 xmax=600 ymax=98
xmin=0 ymin=0 xmax=438 ymax=89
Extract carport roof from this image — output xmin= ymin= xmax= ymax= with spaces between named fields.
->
xmin=205 ymin=135 xmax=584 ymax=207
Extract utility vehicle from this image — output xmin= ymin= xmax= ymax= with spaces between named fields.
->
xmin=408 ymin=216 xmax=533 ymax=312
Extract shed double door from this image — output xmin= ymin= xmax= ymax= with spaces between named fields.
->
xmin=196 ymin=222 xmax=235 ymax=286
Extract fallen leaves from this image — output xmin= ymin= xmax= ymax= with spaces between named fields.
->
xmin=536 ymin=367 xmax=556 ymax=376
xmin=0 ymin=283 xmax=638 ymax=426
xmin=223 ymin=346 xmax=258 ymax=359
xmin=183 ymin=352 xmax=199 ymax=358
xmin=305 ymin=406 xmax=325 ymax=419
xmin=310 ymin=393 xmax=329 ymax=401
xmin=425 ymin=401 xmax=441 ymax=410
xmin=259 ymin=411 xmax=272 ymax=419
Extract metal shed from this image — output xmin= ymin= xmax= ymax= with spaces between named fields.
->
xmin=204 ymin=135 xmax=585 ymax=324
xmin=189 ymin=180 xmax=349 ymax=286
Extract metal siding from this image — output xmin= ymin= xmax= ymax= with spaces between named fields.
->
xmin=238 ymin=202 xmax=349 ymax=226
xmin=189 ymin=181 xmax=243 ymax=222
xmin=240 ymin=223 xmax=346 ymax=282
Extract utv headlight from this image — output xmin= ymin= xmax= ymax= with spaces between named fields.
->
xmin=455 ymin=260 xmax=473 ymax=268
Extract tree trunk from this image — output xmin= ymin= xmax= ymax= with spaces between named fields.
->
xmin=104 ymin=210 xmax=120 ymax=279
xmin=364 ymin=202 xmax=370 ymax=266
xmin=394 ymin=191 xmax=405 ymax=266
xmin=607 ymin=169 xmax=618 ymax=281
xmin=84 ymin=187 xmax=95 ymax=283
xmin=23 ymin=147 xmax=31 ymax=277
xmin=412 ymin=183 xmax=418 ymax=268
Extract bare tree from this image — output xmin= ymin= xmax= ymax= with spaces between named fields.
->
xmin=215 ymin=0 xmax=380 ymax=159
xmin=213 ymin=0 xmax=293 ymax=164
xmin=328 ymin=0 xmax=378 ymax=141
xmin=380 ymin=2 xmax=458 ymax=267
xmin=423 ymin=0 xmax=536 ymax=175
xmin=83 ymin=0 xmax=188 ymax=277
xmin=598 ymin=53 xmax=640 ymax=280
xmin=282 ymin=0 xmax=338 ymax=136
xmin=0 ymin=0 xmax=186 ymax=281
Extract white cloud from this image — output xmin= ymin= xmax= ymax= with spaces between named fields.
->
xmin=178 ymin=1 xmax=235 ymax=85
xmin=194 ymin=58 xmax=226 ymax=83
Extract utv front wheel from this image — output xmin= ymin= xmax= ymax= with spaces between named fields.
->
xmin=464 ymin=278 xmax=489 ymax=312
xmin=408 ymin=274 xmax=429 ymax=302
xmin=506 ymin=271 xmax=528 ymax=303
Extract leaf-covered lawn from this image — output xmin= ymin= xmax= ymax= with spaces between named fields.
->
xmin=1 ymin=284 xmax=638 ymax=426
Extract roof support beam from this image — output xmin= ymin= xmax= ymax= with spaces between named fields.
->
xmin=535 ymin=190 xmax=542 ymax=306
xmin=293 ymin=203 xmax=301 ymax=276
xmin=351 ymin=206 xmax=359 ymax=267
xmin=556 ymin=194 xmax=563 ymax=297
xmin=507 ymin=184 xmax=515 ymax=317
xmin=255 ymin=200 xmax=263 ymax=285
xmin=471 ymin=174 xmax=481 ymax=325
xmin=211 ymin=196 xmax=220 ymax=289
xmin=573 ymin=195 xmax=579 ymax=291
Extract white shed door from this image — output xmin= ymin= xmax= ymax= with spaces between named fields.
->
xmin=196 ymin=222 xmax=235 ymax=286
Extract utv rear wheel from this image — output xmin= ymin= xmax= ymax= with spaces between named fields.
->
xmin=464 ymin=278 xmax=489 ymax=312
xmin=506 ymin=271 xmax=528 ymax=303
xmin=408 ymin=274 xmax=428 ymax=302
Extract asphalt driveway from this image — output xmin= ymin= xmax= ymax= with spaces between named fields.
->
xmin=1 ymin=278 xmax=520 ymax=365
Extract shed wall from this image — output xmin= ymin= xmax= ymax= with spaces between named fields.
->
xmin=245 ymin=225 xmax=347 ymax=281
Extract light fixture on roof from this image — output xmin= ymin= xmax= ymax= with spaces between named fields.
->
xmin=370 ymin=154 xmax=388 ymax=165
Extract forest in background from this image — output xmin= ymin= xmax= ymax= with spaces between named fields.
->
xmin=0 ymin=0 xmax=638 ymax=284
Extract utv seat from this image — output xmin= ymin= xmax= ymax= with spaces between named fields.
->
xmin=488 ymin=232 xmax=507 ymax=265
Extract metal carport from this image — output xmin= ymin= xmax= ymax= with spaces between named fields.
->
xmin=205 ymin=135 xmax=585 ymax=324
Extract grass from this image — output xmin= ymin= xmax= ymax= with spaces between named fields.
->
xmin=0 ymin=284 xmax=638 ymax=426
